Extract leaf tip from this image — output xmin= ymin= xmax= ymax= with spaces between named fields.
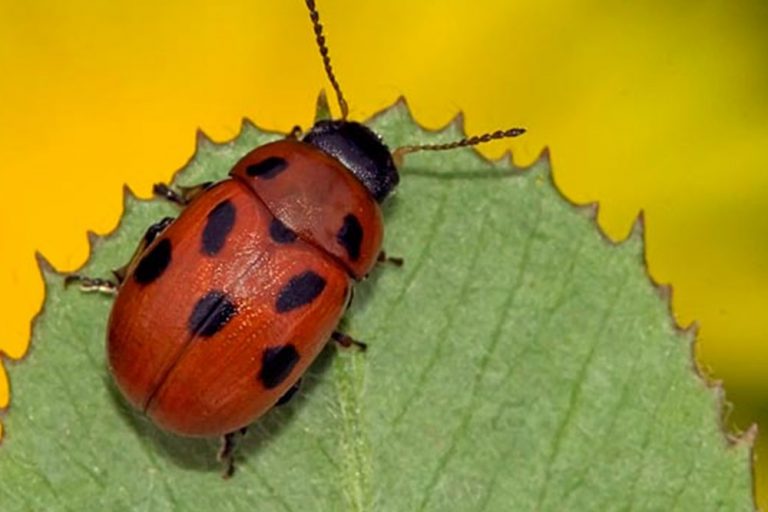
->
xmin=494 ymin=149 xmax=513 ymax=168
xmin=584 ymin=201 xmax=601 ymax=221
xmin=655 ymin=282 xmax=673 ymax=302
xmin=629 ymin=210 xmax=646 ymax=242
xmin=240 ymin=117 xmax=258 ymax=134
xmin=733 ymin=423 xmax=759 ymax=448
xmin=85 ymin=230 xmax=101 ymax=251
xmin=122 ymin=183 xmax=138 ymax=203
xmin=195 ymin=128 xmax=214 ymax=148
xmin=530 ymin=146 xmax=555 ymax=183
xmin=315 ymin=89 xmax=332 ymax=122
xmin=447 ymin=111 xmax=466 ymax=137
xmin=384 ymin=95 xmax=416 ymax=126
xmin=682 ymin=320 xmax=700 ymax=339
xmin=34 ymin=251 xmax=58 ymax=278
xmin=391 ymin=95 xmax=410 ymax=113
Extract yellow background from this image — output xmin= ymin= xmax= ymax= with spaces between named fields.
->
xmin=1 ymin=0 xmax=767 ymax=504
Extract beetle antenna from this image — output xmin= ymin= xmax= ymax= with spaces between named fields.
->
xmin=305 ymin=0 xmax=349 ymax=120
xmin=394 ymin=127 xmax=526 ymax=161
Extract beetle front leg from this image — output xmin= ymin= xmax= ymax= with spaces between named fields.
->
xmin=64 ymin=275 xmax=119 ymax=295
xmin=153 ymin=181 xmax=213 ymax=207
xmin=65 ymin=217 xmax=175 ymax=294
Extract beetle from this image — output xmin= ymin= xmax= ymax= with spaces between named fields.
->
xmin=66 ymin=0 xmax=525 ymax=477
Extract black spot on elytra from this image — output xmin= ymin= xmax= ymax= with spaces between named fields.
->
xmin=337 ymin=214 xmax=363 ymax=261
xmin=134 ymin=239 xmax=172 ymax=284
xmin=269 ymin=218 xmax=297 ymax=244
xmin=259 ymin=344 xmax=299 ymax=389
xmin=188 ymin=290 xmax=237 ymax=337
xmin=275 ymin=271 xmax=327 ymax=313
xmin=202 ymin=200 xmax=236 ymax=256
xmin=246 ymin=156 xmax=288 ymax=179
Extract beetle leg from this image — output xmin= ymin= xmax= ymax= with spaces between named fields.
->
xmin=66 ymin=217 xmax=176 ymax=294
xmin=63 ymin=275 xmax=119 ymax=295
xmin=286 ymin=125 xmax=303 ymax=139
xmin=217 ymin=432 xmax=237 ymax=479
xmin=377 ymin=250 xmax=404 ymax=267
xmin=343 ymin=287 xmax=355 ymax=312
xmin=217 ymin=426 xmax=248 ymax=479
xmin=275 ymin=379 xmax=302 ymax=406
xmin=153 ymin=181 xmax=213 ymax=207
xmin=331 ymin=331 xmax=367 ymax=351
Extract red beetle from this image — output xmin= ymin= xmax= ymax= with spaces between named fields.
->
xmin=67 ymin=0 xmax=524 ymax=476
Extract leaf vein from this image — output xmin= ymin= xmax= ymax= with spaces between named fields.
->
xmin=416 ymin=198 xmax=545 ymax=511
xmin=387 ymin=208 xmax=492 ymax=431
xmin=534 ymin=260 xmax=631 ymax=509
xmin=373 ymin=182 xmax=452 ymax=338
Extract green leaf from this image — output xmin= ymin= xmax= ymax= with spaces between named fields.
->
xmin=0 ymin=101 xmax=756 ymax=511
xmin=315 ymin=89 xmax=333 ymax=122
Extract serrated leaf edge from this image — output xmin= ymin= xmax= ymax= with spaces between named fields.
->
xmin=0 ymin=100 xmax=757 ymax=511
